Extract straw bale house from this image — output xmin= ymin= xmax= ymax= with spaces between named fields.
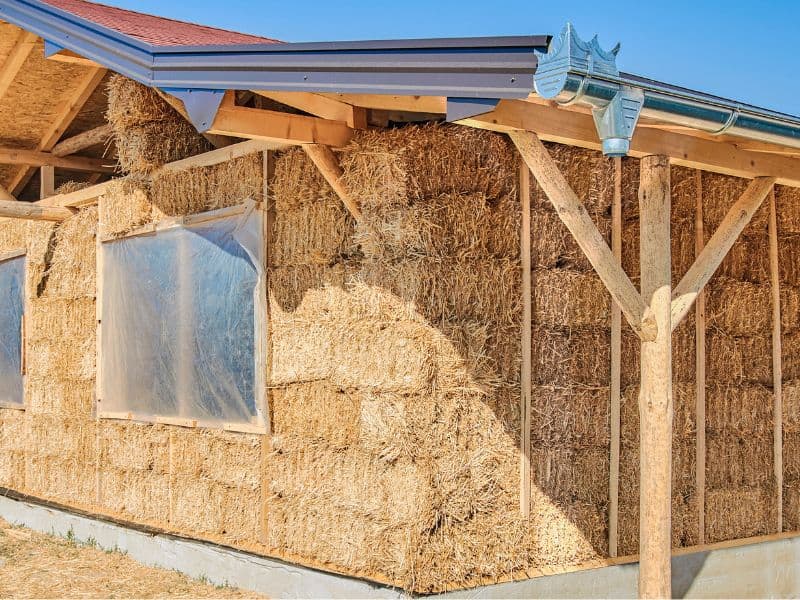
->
xmin=0 ymin=1 xmax=799 ymax=597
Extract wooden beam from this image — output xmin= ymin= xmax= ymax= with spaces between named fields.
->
xmin=252 ymin=90 xmax=367 ymax=129
xmin=694 ymin=170 xmax=707 ymax=545
xmin=157 ymin=139 xmax=287 ymax=174
xmin=609 ymin=156 xmax=622 ymax=557
xmin=0 ymin=31 xmax=37 ymax=101
xmin=671 ymin=176 xmax=776 ymax=328
xmin=519 ymin=160 xmax=532 ymax=518
xmin=51 ymin=124 xmax=113 ymax=157
xmin=509 ymin=130 xmax=656 ymax=341
xmin=0 ymin=184 xmax=16 ymax=202
xmin=459 ymin=100 xmax=800 ymax=188
xmin=317 ymin=93 xmax=445 ymax=114
xmin=45 ymin=49 xmax=102 ymax=68
xmin=39 ymin=166 xmax=54 ymax=199
xmin=769 ymin=187 xmax=783 ymax=534
xmin=302 ymin=144 xmax=362 ymax=220
xmin=0 ymin=199 xmax=73 ymax=221
xmin=210 ymin=105 xmax=353 ymax=148
xmin=0 ymin=148 xmax=114 ymax=172
xmin=10 ymin=66 xmax=107 ymax=193
xmin=638 ymin=154 xmax=673 ymax=600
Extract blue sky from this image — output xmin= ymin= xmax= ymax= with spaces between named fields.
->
xmin=109 ymin=0 xmax=799 ymax=116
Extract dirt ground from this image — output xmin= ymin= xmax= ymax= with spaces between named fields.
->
xmin=0 ymin=517 xmax=263 ymax=599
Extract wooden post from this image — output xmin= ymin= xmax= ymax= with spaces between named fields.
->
xmin=519 ymin=160 xmax=532 ymax=518
xmin=638 ymin=155 xmax=673 ymax=599
xmin=609 ymin=157 xmax=622 ymax=556
xmin=39 ymin=166 xmax=55 ymax=200
xmin=768 ymin=187 xmax=783 ymax=533
xmin=694 ymin=171 xmax=707 ymax=544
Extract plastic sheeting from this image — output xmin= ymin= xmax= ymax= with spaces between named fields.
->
xmin=100 ymin=210 xmax=262 ymax=425
xmin=0 ymin=255 xmax=24 ymax=406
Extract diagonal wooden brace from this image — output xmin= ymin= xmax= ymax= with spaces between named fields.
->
xmin=671 ymin=176 xmax=776 ymax=329
xmin=509 ymin=130 xmax=657 ymax=341
xmin=302 ymin=144 xmax=362 ymax=220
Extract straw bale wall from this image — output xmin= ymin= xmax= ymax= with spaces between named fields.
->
xmin=0 ymin=86 xmax=798 ymax=592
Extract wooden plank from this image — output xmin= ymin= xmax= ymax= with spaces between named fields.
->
xmin=10 ymin=67 xmax=107 ymax=194
xmin=45 ymin=49 xmax=102 ymax=68
xmin=0 ymin=249 xmax=26 ymax=262
xmin=0 ymin=148 xmax=114 ymax=172
xmin=637 ymin=154 xmax=673 ymax=600
xmin=223 ymin=422 xmax=266 ymax=435
xmin=40 ymin=180 xmax=113 ymax=208
xmin=694 ymin=170 xmax=707 ymax=545
xmin=459 ymin=100 xmax=800 ymax=188
xmin=0 ymin=31 xmax=37 ymax=101
xmin=157 ymin=139 xmax=286 ymax=173
xmin=609 ymin=156 xmax=622 ymax=557
xmin=154 ymin=416 xmax=198 ymax=428
xmin=769 ymin=186 xmax=783 ymax=533
xmin=252 ymin=90 xmax=367 ymax=128
xmin=209 ymin=105 xmax=353 ymax=148
xmin=317 ymin=93 xmax=445 ymax=114
xmin=519 ymin=160 xmax=532 ymax=518
xmin=302 ymin=144 xmax=362 ymax=220
xmin=51 ymin=124 xmax=113 ymax=157
xmin=95 ymin=187 xmax=105 ymax=506
xmin=0 ymin=199 xmax=73 ymax=221
xmin=39 ymin=166 xmax=54 ymax=199
xmin=509 ymin=130 xmax=655 ymax=341
xmin=671 ymin=176 xmax=776 ymax=328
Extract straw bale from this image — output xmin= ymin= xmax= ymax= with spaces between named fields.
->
xmin=55 ymin=181 xmax=93 ymax=195
xmin=0 ymin=449 xmax=24 ymax=489
xmin=776 ymin=184 xmax=800 ymax=234
xmin=618 ymin=162 xmax=697 ymax=220
xmin=0 ymin=410 xmax=26 ymax=453
xmin=620 ymin=441 xmax=696 ymax=498
xmin=781 ymin=331 xmax=800 ymax=380
xmin=24 ymin=456 xmax=95 ymax=507
xmin=25 ymin=297 xmax=94 ymax=343
xmin=706 ymin=383 xmax=773 ymax=435
xmin=532 ymin=446 xmax=609 ymax=505
xmin=778 ymin=236 xmax=800 ymax=286
xmin=106 ymin=74 xmax=177 ymax=129
xmin=532 ymin=269 xmax=609 ymax=329
xmin=270 ymin=147 xmax=339 ymax=210
xmin=22 ymin=415 xmax=95 ymax=462
xmin=530 ymin=386 xmax=610 ymax=447
xmin=439 ymin=320 xmax=520 ymax=385
xmin=717 ymin=234 xmax=770 ymax=282
xmin=532 ymin=327 xmax=610 ymax=388
xmin=530 ymin=208 xmax=610 ymax=271
xmin=98 ymin=176 xmax=153 ymax=239
xmin=618 ymin=493 xmax=699 ymax=555
xmin=706 ymin=434 xmax=773 ymax=488
xmin=271 ymin=201 xmax=355 ymax=266
xmin=703 ymin=172 xmax=769 ymax=233
xmin=115 ymin=121 xmax=213 ymax=174
xmin=706 ymin=278 xmax=771 ymax=336
xmin=268 ymin=263 xmax=350 ymax=311
xmin=172 ymin=475 xmax=259 ymax=541
xmin=0 ymin=219 xmax=26 ymax=252
xmin=783 ymin=381 xmax=800 ymax=434
xmin=355 ymin=192 xmax=519 ymax=262
xmin=780 ymin=286 xmax=800 ymax=334
xmin=622 ymin=322 xmax=695 ymax=386
xmin=99 ymin=468 xmax=170 ymax=524
xmin=705 ymin=487 xmax=775 ymax=542
xmin=340 ymin=123 xmax=516 ymax=208
xmin=170 ymin=428 xmax=261 ymax=491
xmin=782 ymin=435 xmax=800 ymax=480
xmin=621 ymin=217 xmax=696 ymax=284
xmin=358 ymin=257 xmax=520 ymax=326
xmin=25 ymin=376 xmax=93 ymax=416
xmin=39 ymin=206 xmax=97 ymax=299
xmin=707 ymin=332 xmax=772 ymax=385
xmin=783 ymin=483 xmax=800 ymax=532
xmin=149 ymin=152 xmax=263 ymax=217
xmin=100 ymin=421 xmax=170 ymax=474
xmin=26 ymin=334 xmax=95 ymax=381
xmin=620 ymin=383 xmax=697 ymax=444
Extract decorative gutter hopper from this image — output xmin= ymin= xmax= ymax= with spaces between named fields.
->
xmin=534 ymin=23 xmax=644 ymax=157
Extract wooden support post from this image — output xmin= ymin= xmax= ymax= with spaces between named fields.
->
xmin=302 ymin=144 xmax=362 ymax=220
xmin=768 ymin=186 xmax=783 ymax=533
xmin=509 ymin=130 xmax=655 ymax=342
xmin=609 ymin=157 xmax=622 ymax=557
xmin=519 ymin=160 xmax=532 ymax=518
xmin=39 ymin=166 xmax=54 ymax=200
xmin=694 ymin=170 xmax=707 ymax=545
xmin=638 ymin=155 xmax=672 ymax=599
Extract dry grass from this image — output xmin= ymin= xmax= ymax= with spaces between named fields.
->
xmin=0 ymin=517 xmax=261 ymax=598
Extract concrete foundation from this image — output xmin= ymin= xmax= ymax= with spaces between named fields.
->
xmin=2 ymin=494 xmax=799 ymax=598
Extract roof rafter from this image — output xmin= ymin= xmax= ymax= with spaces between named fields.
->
xmin=0 ymin=29 xmax=38 ymax=101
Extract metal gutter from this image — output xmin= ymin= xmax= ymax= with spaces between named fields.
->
xmin=533 ymin=24 xmax=800 ymax=155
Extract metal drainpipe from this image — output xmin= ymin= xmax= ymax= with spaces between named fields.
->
xmin=536 ymin=24 xmax=800 ymax=156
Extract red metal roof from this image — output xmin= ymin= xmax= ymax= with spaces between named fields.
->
xmin=40 ymin=0 xmax=281 ymax=46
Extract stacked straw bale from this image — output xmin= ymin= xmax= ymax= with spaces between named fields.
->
xmin=618 ymin=165 xmax=699 ymax=554
xmin=106 ymin=75 xmax=212 ymax=174
xmin=703 ymin=173 xmax=776 ymax=542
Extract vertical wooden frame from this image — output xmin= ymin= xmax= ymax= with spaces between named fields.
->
xmin=95 ymin=191 xmax=105 ymax=506
xmin=694 ymin=170 xmax=706 ymax=544
xmin=609 ymin=157 xmax=622 ymax=556
xmin=519 ymin=160 xmax=532 ymax=518
xmin=768 ymin=187 xmax=783 ymax=533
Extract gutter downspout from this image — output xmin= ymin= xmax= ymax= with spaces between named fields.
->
xmin=535 ymin=24 xmax=800 ymax=156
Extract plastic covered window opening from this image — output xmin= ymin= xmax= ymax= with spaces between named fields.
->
xmin=100 ymin=209 xmax=263 ymax=427
xmin=0 ymin=255 xmax=24 ymax=407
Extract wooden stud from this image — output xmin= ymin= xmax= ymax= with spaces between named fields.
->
xmin=671 ymin=176 xmax=776 ymax=328
xmin=519 ymin=160 xmax=532 ymax=518
xmin=609 ymin=156 xmax=622 ymax=557
xmin=51 ymin=124 xmax=113 ymax=157
xmin=694 ymin=170 xmax=707 ymax=545
xmin=302 ymin=144 xmax=362 ymax=220
xmin=0 ymin=199 xmax=73 ymax=221
xmin=39 ymin=166 xmax=54 ymax=200
xmin=768 ymin=186 xmax=783 ymax=533
xmin=509 ymin=130 xmax=656 ymax=342
xmin=638 ymin=154 xmax=673 ymax=599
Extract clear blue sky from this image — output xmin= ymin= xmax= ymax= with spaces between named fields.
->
xmin=109 ymin=0 xmax=799 ymax=116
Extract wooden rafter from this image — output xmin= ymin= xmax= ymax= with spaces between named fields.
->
xmin=671 ymin=176 xmax=776 ymax=328
xmin=252 ymin=90 xmax=367 ymax=129
xmin=10 ymin=66 xmax=107 ymax=194
xmin=45 ymin=48 xmax=102 ymax=68
xmin=302 ymin=144 xmax=362 ymax=219
xmin=0 ymin=30 xmax=37 ymax=101
xmin=509 ymin=130 xmax=656 ymax=341
xmin=0 ymin=148 xmax=113 ymax=172
xmin=51 ymin=124 xmax=113 ymax=157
